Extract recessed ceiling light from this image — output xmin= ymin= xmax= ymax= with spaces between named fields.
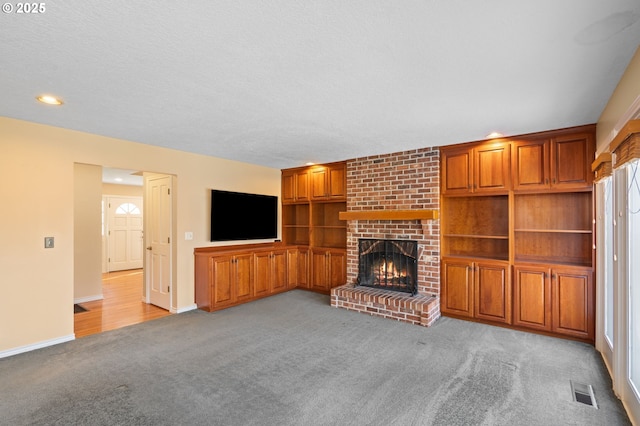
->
xmin=305 ymin=162 xmax=315 ymax=166
xmin=36 ymin=94 xmax=64 ymax=105
xmin=486 ymin=132 xmax=504 ymax=139
xmin=114 ymin=178 xmax=123 ymax=182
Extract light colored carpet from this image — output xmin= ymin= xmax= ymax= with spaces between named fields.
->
xmin=0 ymin=290 xmax=630 ymax=425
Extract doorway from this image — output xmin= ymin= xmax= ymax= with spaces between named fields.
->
xmin=104 ymin=195 xmax=144 ymax=272
xmin=74 ymin=167 xmax=174 ymax=336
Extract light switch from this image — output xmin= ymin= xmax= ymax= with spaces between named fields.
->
xmin=44 ymin=237 xmax=54 ymax=248
xmin=185 ymin=232 xmax=193 ymax=241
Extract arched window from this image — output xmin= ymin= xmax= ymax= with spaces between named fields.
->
xmin=115 ymin=202 xmax=141 ymax=215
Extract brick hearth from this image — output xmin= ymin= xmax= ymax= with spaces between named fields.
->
xmin=330 ymin=147 xmax=441 ymax=327
xmin=331 ymin=283 xmax=439 ymax=326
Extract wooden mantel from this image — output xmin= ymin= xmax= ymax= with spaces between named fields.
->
xmin=338 ymin=209 xmax=439 ymax=221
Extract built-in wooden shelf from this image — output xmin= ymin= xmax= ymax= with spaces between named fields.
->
xmin=338 ymin=209 xmax=439 ymax=221
xmin=444 ymin=234 xmax=509 ymax=239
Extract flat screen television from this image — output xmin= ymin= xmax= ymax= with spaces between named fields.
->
xmin=210 ymin=189 xmax=278 ymax=242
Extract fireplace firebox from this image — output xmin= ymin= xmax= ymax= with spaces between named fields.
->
xmin=357 ymin=239 xmax=418 ymax=295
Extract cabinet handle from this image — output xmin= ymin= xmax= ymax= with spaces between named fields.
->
xmin=552 ymin=273 xmax=557 ymax=280
xmin=552 ymin=178 xmax=556 ymax=184
xmin=545 ymin=178 xmax=549 ymax=184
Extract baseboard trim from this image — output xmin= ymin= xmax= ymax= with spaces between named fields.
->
xmin=173 ymin=303 xmax=197 ymax=314
xmin=0 ymin=334 xmax=75 ymax=359
xmin=74 ymin=294 xmax=103 ymax=304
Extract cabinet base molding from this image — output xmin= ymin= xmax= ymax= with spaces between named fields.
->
xmin=331 ymin=283 xmax=440 ymax=327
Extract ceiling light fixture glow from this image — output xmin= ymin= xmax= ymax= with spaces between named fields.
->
xmin=486 ymin=132 xmax=504 ymax=139
xmin=36 ymin=94 xmax=64 ymax=105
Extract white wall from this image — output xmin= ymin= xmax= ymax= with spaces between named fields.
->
xmin=0 ymin=117 xmax=281 ymax=354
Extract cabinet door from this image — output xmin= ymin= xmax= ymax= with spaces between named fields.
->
xmin=474 ymin=143 xmax=510 ymax=193
xmin=474 ymin=260 xmax=511 ymax=324
xmin=282 ymin=169 xmax=309 ymax=203
xmin=212 ymin=256 xmax=235 ymax=308
xmin=552 ymin=267 xmax=594 ymax=340
xmin=441 ymin=147 xmax=472 ymax=195
xmin=550 ymin=134 xmax=594 ymax=190
xmin=311 ymin=250 xmax=329 ymax=291
xmin=234 ymin=253 xmax=254 ymax=302
xmin=297 ymin=248 xmax=310 ymax=289
xmin=328 ymin=249 xmax=346 ymax=289
xmin=512 ymin=139 xmax=549 ymax=191
xmin=513 ymin=265 xmax=551 ymax=331
xmin=295 ymin=170 xmax=310 ymax=201
xmin=327 ymin=164 xmax=346 ymax=199
xmin=281 ymin=171 xmax=296 ymax=203
xmin=310 ymin=167 xmax=328 ymax=200
xmin=271 ymin=250 xmax=288 ymax=293
xmin=441 ymin=258 xmax=474 ymax=317
xmin=287 ymin=249 xmax=299 ymax=289
xmin=254 ymin=252 xmax=271 ymax=297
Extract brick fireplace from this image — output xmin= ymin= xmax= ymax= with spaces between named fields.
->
xmin=331 ymin=147 xmax=441 ymax=326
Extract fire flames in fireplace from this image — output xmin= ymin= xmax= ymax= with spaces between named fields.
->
xmin=357 ymin=239 xmax=418 ymax=295
xmin=375 ymin=260 xmax=407 ymax=284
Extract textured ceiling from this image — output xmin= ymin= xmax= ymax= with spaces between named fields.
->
xmin=1 ymin=1 xmax=639 ymax=169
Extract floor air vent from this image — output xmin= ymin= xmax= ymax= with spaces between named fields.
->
xmin=570 ymin=381 xmax=598 ymax=409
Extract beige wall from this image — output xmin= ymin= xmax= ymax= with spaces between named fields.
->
xmin=597 ymin=46 xmax=640 ymax=152
xmin=0 ymin=117 xmax=281 ymax=354
xmin=74 ymin=163 xmax=103 ymax=302
xmin=102 ymin=183 xmax=143 ymax=197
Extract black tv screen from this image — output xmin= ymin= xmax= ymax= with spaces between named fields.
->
xmin=210 ymin=190 xmax=278 ymax=241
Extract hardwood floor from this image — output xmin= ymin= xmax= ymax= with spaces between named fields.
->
xmin=74 ymin=269 xmax=171 ymax=338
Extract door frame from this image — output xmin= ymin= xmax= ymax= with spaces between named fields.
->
xmin=595 ymin=179 xmax=614 ymax=372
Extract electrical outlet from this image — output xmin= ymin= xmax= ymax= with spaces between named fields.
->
xmin=44 ymin=237 xmax=54 ymax=248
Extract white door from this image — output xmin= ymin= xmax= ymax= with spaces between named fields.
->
xmin=106 ymin=196 xmax=143 ymax=272
xmin=145 ymin=174 xmax=172 ymax=311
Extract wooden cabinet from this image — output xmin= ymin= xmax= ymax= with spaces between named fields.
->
xmin=195 ymin=252 xmax=254 ymax=311
xmin=512 ymin=264 xmax=551 ymax=331
xmin=552 ymin=266 xmax=594 ymax=340
xmin=287 ymin=248 xmax=308 ymax=289
xmin=441 ymin=258 xmax=474 ymax=317
xmin=282 ymin=162 xmax=347 ymax=253
xmin=474 ymin=260 xmax=511 ymax=324
xmin=513 ymin=264 xmax=594 ymax=340
xmin=441 ymin=142 xmax=510 ymax=195
xmin=310 ymin=162 xmax=346 ymax=200
xmin=281 ymin=162 xmax=347 ymax=293
xmin=311 ymin=248 xmax=346 ymax=291
xmin=512 ymin=132 xmax=595 ymax=191
xmin=282 ymin=168 xmax=309 ymax=203
xmin=441 ymin=258 xmax=511 ymax=324
xmin=255 ymin=249 xmax=287 ymax=296
xmin=195 ymin=243 xmax=304 ymax=312
xmin=440 ymin=124 xmax=596 ymax=342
